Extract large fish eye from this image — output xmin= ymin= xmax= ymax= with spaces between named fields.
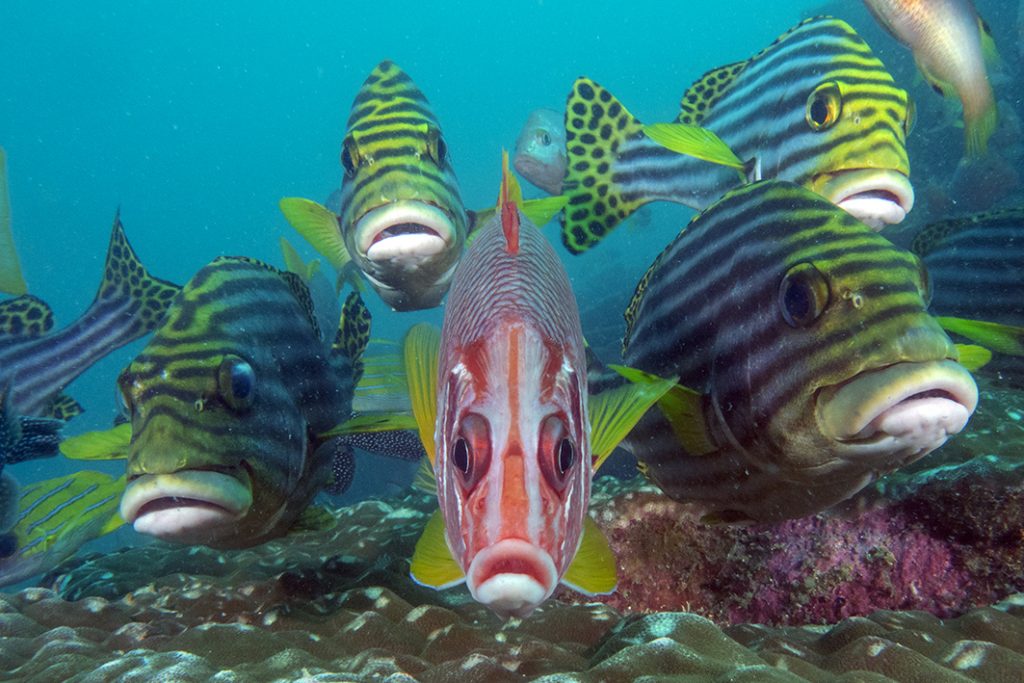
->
xmin=340 ymin=138 xmax=360 ymax=178
xmin=806 ymin=82 xmax=843 ymax=132
xmin=903 ymin=96 xmax=917 ymax=137
xmin=779 ymin=262 xmax=830 ymax=328
xmin=217 ymin=355 xmax=256 ymax=412
xmin=538 ymin=415 xmax=576 ymax=493
xmin=452 ymin=413 xmax=490 ymax=490
xmin=427 ymin=127 xmax=448 ymax=166
xmin=537 ymin=130 xmax=552 ymax=146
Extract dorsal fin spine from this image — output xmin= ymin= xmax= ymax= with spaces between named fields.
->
xmin=500 ymin=150 xmax=520 ymax=255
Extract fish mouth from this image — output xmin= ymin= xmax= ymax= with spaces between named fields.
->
xmin=817 ymin=360 xmax=978 ymax=462
xmin=817 ymin=169 xmax=914 ymax=230
xmin=465 ymin=539 xmax=558 ymax=619
xmin=120 ymin=469 xmax=253 ymax=544
xmin=354 ymin=201 xmax=456 ymax=263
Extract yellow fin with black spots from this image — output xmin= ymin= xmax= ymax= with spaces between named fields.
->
xmin=0 ymin=295 xmax=54 ymax=338
xmin=561 ymin=516 xmax=616 ymax=595
xmin=643 ymin=123 xmax=747 ymax=174
xmin=59 ymin=423 xmax=132 ymax=460
xmin=588 ymin=365 xmax=677 ymax=471
xmin=677 ymin=61 xmax=747 ymax=126
xmin=334 ymin=291 xmax=372 ymax=383
xmin=0 ymin=147 xmax=27 ymax=296
xmin=939 ymin=317 xmax=1024 ymax=357
xmin=910 ymin=208 xmax=1024 ymax=258
xmin=279 ymin=197 xmax=352 ymax=273
xmin=560 ymin=77 xmax=648 ymax=254
xmin=47 ymin=394 xmax=84 ymax=421
xmin=404 ymin=323 xmax=440 ymax=465
xmin=410 ymin=508 xmax=465 ymax=589
xmin=956 ymin=344 xmax=992 ymax=372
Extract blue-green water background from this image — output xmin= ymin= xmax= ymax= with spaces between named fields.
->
xmin=0 ymin=0 xmax=1011 ymax=578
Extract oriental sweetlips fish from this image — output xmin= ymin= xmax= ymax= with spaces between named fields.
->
xmin=863 ymin=0 xmax=999 ymax=157
xmin=0 ymin=470 xmax=124 ymax=587
xmin=612 ymin=180 xmax=977 ymax=523
xmin=513 ymin=108 xmax=567 ymax=195
xmin=404 ymin=156 xmax=671 ymax=618
xmin=280 ymin=60 xmax=469 ymax=312
xmin=559 ymin=16 xmax=916 ymax=253
xmin=0 ymin=213 xmax=179 ymax=464
xmin=116 ymin=256 xmax=371 ymax=548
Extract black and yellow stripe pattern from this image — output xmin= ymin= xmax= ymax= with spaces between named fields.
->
xmin=119 ymin=257 xmax=362 ymax=544
xmin=621 ymin=180 xmax=957 ymax=522
xmin=560 ymin=16 xmax=913 ymax=253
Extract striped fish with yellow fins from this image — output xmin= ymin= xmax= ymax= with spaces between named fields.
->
xmin=116 ymin=256 xmax=371 ymax=548
xmin=404 ymin=155 xmax=673 ymax=619
xmin=281 ymin=60 xmax=468 ymax=312
xmin=559 ymin=16 xmax=915 ymax=253
xmin=863 ymin=0 xmax=999 ymax=158
xmin=0 ymin=470 xmax=124 ymax=587
xmin=612 ymin=180 xmax=978 ymax=523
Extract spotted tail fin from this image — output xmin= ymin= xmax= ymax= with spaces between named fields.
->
xmin=560 ymin=78 xmax=648 ymax=254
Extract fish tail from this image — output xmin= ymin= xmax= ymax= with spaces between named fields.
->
xmin=87 ymin=212 xmax=181 ymax=345
xmin=963 ymin=94 xmax=998 ymax=158
xmin=560 ymin=78 xmax=648 ymax=254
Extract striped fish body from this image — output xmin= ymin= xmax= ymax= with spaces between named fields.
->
xmin=561 ymin=16 xmax=915 ymax=253
xmin=337 ymin=60 xmax=468 ymax=310
xmin=621 ymin=180 xmax=977 ymax=523
xmin=434 ymin=202 xmax=590 ymax=618
xmin=117 ymin=258 xmax=357 ymax=548
xmin=0 ymin=214 xmax=179 ymax=459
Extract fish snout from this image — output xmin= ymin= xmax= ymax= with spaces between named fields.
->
xmin=465 ymin=539 xmax=559 ymax=619
xmin=818 ymin=169 xmax=915 ymax=230
xmin=354 ymin=201 xmax=457 ymax=263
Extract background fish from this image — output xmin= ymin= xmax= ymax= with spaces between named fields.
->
xmin=404 ymin=160 xmax=666 ymax=619
xmin=281 ymin=60 xmax=469 ymax=311
xmin=560 ymin=16 xmax=915 ymax=253
xmin=117 ymin=257 xmax=370 ymax=548
xmin=0 ymin=147 xmax=27 ymax=296
xmin=0 ymin=214 xmax=179 ymax=464
xmin=616 ymin=180 xmax=977 ymax=523
xmin=863 ymin=0 xmax=999 ymax=157
xmin=512 ymin=108 xmax=567 ymax=195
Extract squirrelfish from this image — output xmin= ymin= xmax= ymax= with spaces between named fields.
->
xmin=560 ymin=16 xmax=915 ymax=253
xmin=513 ymin=108 xmax=567 ymax=195
xmin=0 ymin=213 xmax=179 ymax=463
xmin=405 ymin=156 xmax=670 ymax=618
xmin=863 ymin=0 xmax=999 ymax=157
xmin=117 ymin=257 xmax=370 ymax=548
xmin=614 ymin=180 xmax=977 ymax=523
xmin=281 ymin=60 xmax=468 ymax=311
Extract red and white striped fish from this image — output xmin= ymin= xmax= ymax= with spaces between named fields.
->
xmin=405 ymin=155 xmax=669 ymax=619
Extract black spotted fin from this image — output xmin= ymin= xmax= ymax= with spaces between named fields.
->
xmin=321 ymin=439 xmax=356 ymax=497
xmin=0 ymin=146 xmax=27 ymax=297
xmin=334 ymin=291 xmax=372 ymax=383
xmin=910 ymin=208 xmax=1024 ymax=258
xmin=612 ymin=365 xmax=716 ymax=457
xmin=0 ymin=295 xmax=53 ymax=338
xmin=403 ymin=323 xmax=441 ymax=465
xmin=938 ymin=317 xmax=1024 ymax=357
xmin=1 ymin=388 xmax=62 ymax=466
xmin=676 ymin=60 xmax=748 ymax=126
xmin=59 ymin=423 xmax=132 ymax=460
xmin=47 ymin=394 xmax=83 ymax=422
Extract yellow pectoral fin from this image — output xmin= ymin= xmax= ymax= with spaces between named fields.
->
xmin=956 ymin=344 xmax=992 ymax=372
xmin=410 ymin=508 xmax=465 ymax=589
xmin=59 ymin=423 xmax=132 ymax=460
xmin=642 ymin=123 xmax=746 ymax=173
xmin=612 ymin=366 xmax=715 ymax=456
xmin=278 ymin=197 xmax=352 ymax=272
xmin=404 ymin=323 xmax=441 ymax=465
xmin=98 ymin=514 xmax=126 ymax=536
xmin=561 ymin=516 xmax=617 ymax=596
xmin=938 ymin=316 xmax=1024 ymax=356
xmin=412 ymin=457 xmax=438 ymax=496
xmin=520 ymin=195 xmax=569 ymax=227
xmin=588 ymin=365 xmax=677 ymax=471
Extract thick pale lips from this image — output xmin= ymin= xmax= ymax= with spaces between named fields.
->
xmin=466 ymin=539 xmax=558 ymax=619
xmin=818 ymin=360 xmax=978 ymax=454
xmin=355 ymin=202 xmax=455 ymax=262
xmin=120 ymin=470 xmax=253 ymax=542
xmin=824 ymin=171 xmax=914 ymax=230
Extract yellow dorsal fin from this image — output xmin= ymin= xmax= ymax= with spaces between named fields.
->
xmin=955 ymin=344 xmax=992 ymax=372
xmin=59 ymin=423 xmax=132 ymax=460
xmin=588 ymin=365 xmax=677 ymax=471
xmin=278 ymin=197 xmax=352 ymax=273
xmin=611 ymin=366 xmax=715 ymax=456
xmin=643 ymin=123 xmax=746 ymax=173
xmin=561 ymin=516 xmax=616 ymax=595
xmin=938 ymin=316 xmax=1024 ymax=356
xmin=409 ymin=508 xmax=465 ymax=589
xmin=404 ymin=322 xmax=441 ymax=465
xmin=677 ymin=60 xmax=747 ymax=125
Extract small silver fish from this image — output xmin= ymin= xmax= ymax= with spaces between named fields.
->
xmin=513 ymin=108 xmax=567 ymax=195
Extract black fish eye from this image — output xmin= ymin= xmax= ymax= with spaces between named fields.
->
xmin=340 ymin=138 xmax=358 ymax=178
xmin=453 ymin=438 xmax=470 ymax=474
xmin=217 ymin=355 xmax=256 ymax=412
xmin=806 ymin=81 xmax=843 ymax=131
xmin=539 ymin=131 xmax=552 ymax=146
xmin=427 ymin=127 xmax=447 ymax=166
xmin=779 ymin=262 xmax=830 ymax=328
xmin=557 ymin=438 xmax=575 ymax=474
